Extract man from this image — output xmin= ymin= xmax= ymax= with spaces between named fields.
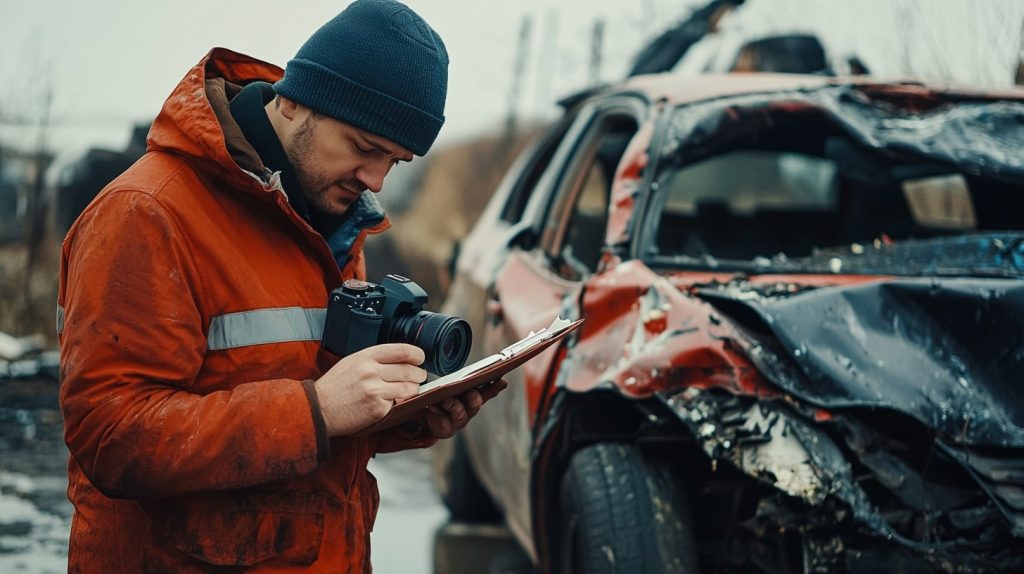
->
xmin=57 ymin=1 xmax=505 ymax=571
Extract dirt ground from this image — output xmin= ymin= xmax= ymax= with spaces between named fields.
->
xmin=0 ymin=377 xmax=70 ymax=573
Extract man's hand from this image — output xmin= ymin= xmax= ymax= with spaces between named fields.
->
xmin=421 ymin=379 xmax=509 ymax=439
xmin=314 ymin=344 xmax=427 ymax=436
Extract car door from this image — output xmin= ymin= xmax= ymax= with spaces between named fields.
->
xmin=440 ymin=117 xmax=572 ymax=364
xmin=467 ymin=97 xmax=644 ymax=553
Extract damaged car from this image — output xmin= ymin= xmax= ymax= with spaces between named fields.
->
xmin=435 ymin=73 xmax=1024 ymax=573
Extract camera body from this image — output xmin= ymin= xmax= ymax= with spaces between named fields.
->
xmin=322 ymin=274 xmax=472 ymax=376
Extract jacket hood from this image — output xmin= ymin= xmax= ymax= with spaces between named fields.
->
xmin=147 ymin=48 xmax=287 ymax=193
xmin=146 ymin=48 xmax=391 ymax=244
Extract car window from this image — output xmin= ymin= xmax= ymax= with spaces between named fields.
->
xmin=542 ymin=112 xmax=639 ymax=281
xmin=639 ymin=91 xmax=1024 ymax=277
xmin=499 ymin=118 xmax=574 ymax=225
xmin=654 ymin=150 xmax=840 ymax=259
xmin=663 ymin=151 xmax=837 ymax=215
xmin=646 ymin=146 xmax=1024 ymax=276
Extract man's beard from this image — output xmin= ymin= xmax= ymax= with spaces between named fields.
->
xmin=285 ymin=115 xmax=365 ymax=216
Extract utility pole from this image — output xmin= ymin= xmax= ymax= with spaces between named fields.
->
xmin=23 ymin=79 xmax=53 ymax=319
xmin=533 ymin=9 xmax=559 ymax=121
xmin=504 ymin=15 xmax=533 ymax=144
xmin=588 ymin=18 xmax=606 ymax=87
xmin=1015 ymin=16 xmax=1024 ymax=85
xmin=898 ymin=0 xmax=914 ymax=78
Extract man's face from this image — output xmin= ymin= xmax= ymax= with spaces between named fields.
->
xmin=283 ymin=111 xmax=414 ymax=216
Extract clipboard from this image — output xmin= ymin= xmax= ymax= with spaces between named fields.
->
xmin=359 ymin=317 xmax=584 ymax=435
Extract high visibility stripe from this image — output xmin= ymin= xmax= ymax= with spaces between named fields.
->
xmin=206 ymin=307 xmax=326 ymax=351
xmin=56 ymin=306 xmax=324 ymax=350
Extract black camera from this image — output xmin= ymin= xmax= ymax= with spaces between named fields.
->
xmin=322 ymin=274 xmax=472 ymax=376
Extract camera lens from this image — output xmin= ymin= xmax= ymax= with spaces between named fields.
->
xmin=390 ymin=311 xmax=472 ymax=376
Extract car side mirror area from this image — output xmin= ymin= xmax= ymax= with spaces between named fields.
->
xmin=507 ymin=224 xmax=538 ymax=251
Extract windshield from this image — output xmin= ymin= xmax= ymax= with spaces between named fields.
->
xmin=642 ymin=90 xmax=1024 ymax=278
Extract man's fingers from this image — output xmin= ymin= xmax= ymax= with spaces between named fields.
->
xmin=364 ymin=343 xmax=425 ymax=366
xmin=478 ymin=379 xmax=508 ymax=402
xmin=377 ymin=363 xmax=428 ymax=384
xmin=461 ymin=389 xmax=483 ymax=418
xmin=424 ymin=406 xmax=453 ymax=438
xmin=381 ymin=381 xmax=421 ymax=401
xmin=438 ymin=397 xmax=468 ymax=427
xmin=405 ymin=379 xmax=511 ymax=440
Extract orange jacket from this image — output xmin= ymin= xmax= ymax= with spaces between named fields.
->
xmin=58 ymin=48 xmax=432 ymax=573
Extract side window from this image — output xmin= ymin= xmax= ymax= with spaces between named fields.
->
xmin=543 ymin=112 xmax=639 ymax=281
xmin=500 ymin=118 xmax=574 ymax=225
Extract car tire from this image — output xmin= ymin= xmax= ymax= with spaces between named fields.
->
xmin=441 ymin=432 xmax=502 ymax=523
xmin=558 ymin=443 xmax=698 ymax=574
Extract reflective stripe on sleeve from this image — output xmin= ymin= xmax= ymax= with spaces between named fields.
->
xmin=206 ymin=307 xmax=326 ymax=351
xmin=56 ymin=306 xmax=65 ymax=335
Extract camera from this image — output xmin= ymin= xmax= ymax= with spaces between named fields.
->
xmin=322 ymin=274 xmax=472 ymax=377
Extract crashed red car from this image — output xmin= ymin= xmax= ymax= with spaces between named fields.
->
xmin=435 ymin=73 xmax=1024 ymax=573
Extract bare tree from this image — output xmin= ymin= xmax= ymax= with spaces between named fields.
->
xmin=588 ymin=18 xmax=606 ymax=87
xmin=23 ymin=79 xmax=54 ymax=308
xmin=1015 ymin=15 xmax=1024 ymax=85
xmin=0 ymin=29 xmax=56 ymax=337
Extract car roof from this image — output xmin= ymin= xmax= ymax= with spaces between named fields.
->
xmin=604 ymin=72 xmax=1024 ymax=107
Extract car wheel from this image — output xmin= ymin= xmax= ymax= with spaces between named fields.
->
xmin=440 ymin=432 xmax=502 ymax=523
xmin=558 ymin=443 xmax=698 ymax=574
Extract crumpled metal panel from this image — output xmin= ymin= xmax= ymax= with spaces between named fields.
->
xmin=661 ymin=86 xmax=1024 ymax=183
xmin=941 ymin=443 xmax=1024 ymax=537
xmin=563 ymin=259 xmax=876 ymax=399
xmin=565 ymin=260 xmax=776 ymax=398
xmin=664 ymin=388 xmax=890 ymax=535
xmin=698 ymin=277 xmax=1024 ymax=448
xmin=663 ymin=387 xmax=1024 ymax=569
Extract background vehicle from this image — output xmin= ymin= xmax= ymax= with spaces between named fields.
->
xmin=435 ymin=73 xmax=1024 ymax=573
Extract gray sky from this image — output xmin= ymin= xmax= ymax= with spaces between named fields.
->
xmin=2 ymin=0 xmax=1023 ymax=158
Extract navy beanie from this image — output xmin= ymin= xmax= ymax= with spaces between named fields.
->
xmin=275 ymin=0 xmax=448 ymax=156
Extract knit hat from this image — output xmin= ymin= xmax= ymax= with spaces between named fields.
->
xmin=275 ymin=0 xmax=448 ymax=156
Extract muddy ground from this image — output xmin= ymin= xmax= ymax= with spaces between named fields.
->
xmin=0 ymin=377 xmax=69 ymax=573
xmin=0 ymin=377 xmax=531 ymax=573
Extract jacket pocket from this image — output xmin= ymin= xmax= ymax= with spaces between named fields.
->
xmin=148 ymin=489 xmax=326 ymax=567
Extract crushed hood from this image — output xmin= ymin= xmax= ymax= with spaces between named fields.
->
xmin=699 ymin=277 xmax=1024 ymax=447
